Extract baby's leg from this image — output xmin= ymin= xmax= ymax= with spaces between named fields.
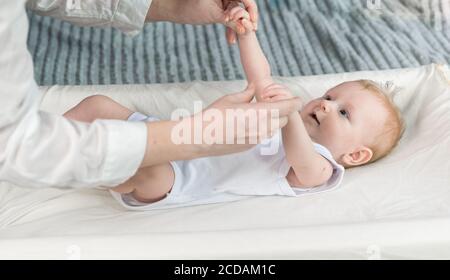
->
xmin=63 ymin=95 xmax=134 ymax=122
xmin=113 ymin=163 xmax=175 ymax=203
xmin=64 ymin=95 xmax=175 ymax=203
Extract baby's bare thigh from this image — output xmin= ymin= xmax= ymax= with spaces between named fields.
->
xmin=113 ymin=163 xmax=175 ymax=203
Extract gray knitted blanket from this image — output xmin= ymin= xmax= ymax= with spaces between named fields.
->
xmin=27 ymin=0 xmax=450 ymax=86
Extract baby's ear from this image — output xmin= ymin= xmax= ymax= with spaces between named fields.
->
xmin=341 ymin=147 xmax=373 ymax=167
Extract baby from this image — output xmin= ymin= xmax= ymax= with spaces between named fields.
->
xmin=63 ymin=5 xmax=404 ymax=210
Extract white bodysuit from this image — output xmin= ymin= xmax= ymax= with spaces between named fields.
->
xmin=110 ymin=112 xmax=345 ymax=210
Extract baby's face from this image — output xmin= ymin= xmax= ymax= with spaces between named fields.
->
xmin=300 ymin=81 xmax=388 ymax=161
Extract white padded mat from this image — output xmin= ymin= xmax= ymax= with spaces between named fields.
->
xmin=0 ymin=64 xmax=449 ymax=259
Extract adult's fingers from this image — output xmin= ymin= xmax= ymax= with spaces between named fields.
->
xmin=255 ymin=97 xmax=303 ymax=117
xmin=263 ymin=84 xmax=289 ymax=94
xmin=269 ymin=113 xmax=288 ymax=127
xmin=257 ymin=115 xmax=288 ymax=142
xmin=241 ymin=0 xmax=258 ymax=27
xmin=273 ymin=116 xmax=289 ymax=130
xmin=235 ymin=20 xmax=246 ymax=34
xmin=223 ymin=0 xmax=239 ymax=22
xmin=229 ymin=86 xmax=256 ymax=103
xmin=265 ymin=83 xmax=287 ymax=91
xmin=226 ymin=26 xmax=237 ymax=44
xmin=241 ymin=18 xmax=254 ymax=34
xmin=229 ymin=6 xmax=247 ymax=20
xmin=262 ymin=88 xmax=292 ymax=100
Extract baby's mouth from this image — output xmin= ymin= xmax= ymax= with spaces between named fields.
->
xmin=310 ymin=113 xmax=320 ymax=125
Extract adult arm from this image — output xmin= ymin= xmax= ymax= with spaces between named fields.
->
xmin=26 ymin=0 xmax=152 ymax=35
xmin=27 ymin=0 xmax=258 ymax=40
xmin=140 ymin=86 xmax=303 ymax=166
xmin=0 ymin=1 xmax=301 ymax=188
xmin=0 ymin=0 xmax=148 ymax=188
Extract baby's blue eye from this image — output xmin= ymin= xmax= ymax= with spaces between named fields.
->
xmin=340 ymin=109 xmax=349 ymax=118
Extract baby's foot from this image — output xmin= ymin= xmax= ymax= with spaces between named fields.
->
xmin=225 ymin=2 xmax=255 ymax=35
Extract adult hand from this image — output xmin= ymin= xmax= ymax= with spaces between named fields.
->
xmin=146 ymin=0 xmax=258 ymax=44
xmin=259 ymin=83 xmax=297 ymax=102
xmin=223 ymin=0 xmax=257 ymax=44
xmin=140 ymin=86 xmax=303 ymax=167
xmin=185 ymin=86 xmax=302 ymax=155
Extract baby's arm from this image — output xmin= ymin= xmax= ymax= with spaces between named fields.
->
xmin=238 ymin=32 xmax=273 ymax=99
xmin=261 ymin=86 xmax=334 ymax=188
xmin=226 ymin=4 xmax=273 ymax=101
xmin=282 ymin=107 xmax=333 ymax=188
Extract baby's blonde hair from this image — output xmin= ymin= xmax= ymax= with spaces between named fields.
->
xmin=357 ymin=80 xmax=405 ymax=165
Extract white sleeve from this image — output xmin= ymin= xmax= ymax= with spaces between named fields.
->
xmin=0 ymin=0 xmax=147 ymax=188
xmin=26 ymin=0 xmax=153 ymax=36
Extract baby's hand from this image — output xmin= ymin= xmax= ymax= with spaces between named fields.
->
xmin=260 ymin=83 xmax=295 ymax=102
xmin=225 ymin=2 xmax=255 ymax=36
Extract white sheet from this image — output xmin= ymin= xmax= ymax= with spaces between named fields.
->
xmin=0 ymin=64 xmax=449 ymax=259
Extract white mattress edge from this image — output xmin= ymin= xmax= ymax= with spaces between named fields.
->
xmin=1 ymin=216 xmax=449 ymax=259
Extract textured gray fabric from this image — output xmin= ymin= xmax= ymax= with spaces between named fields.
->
xmin=27 ymin=0 xmax=450 ymax=86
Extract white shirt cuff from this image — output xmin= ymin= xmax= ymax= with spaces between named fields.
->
xmin=100 ymin=119 xmax=147 ymax=186
xmin=113 ymin=0 xmax=153 ymax=36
